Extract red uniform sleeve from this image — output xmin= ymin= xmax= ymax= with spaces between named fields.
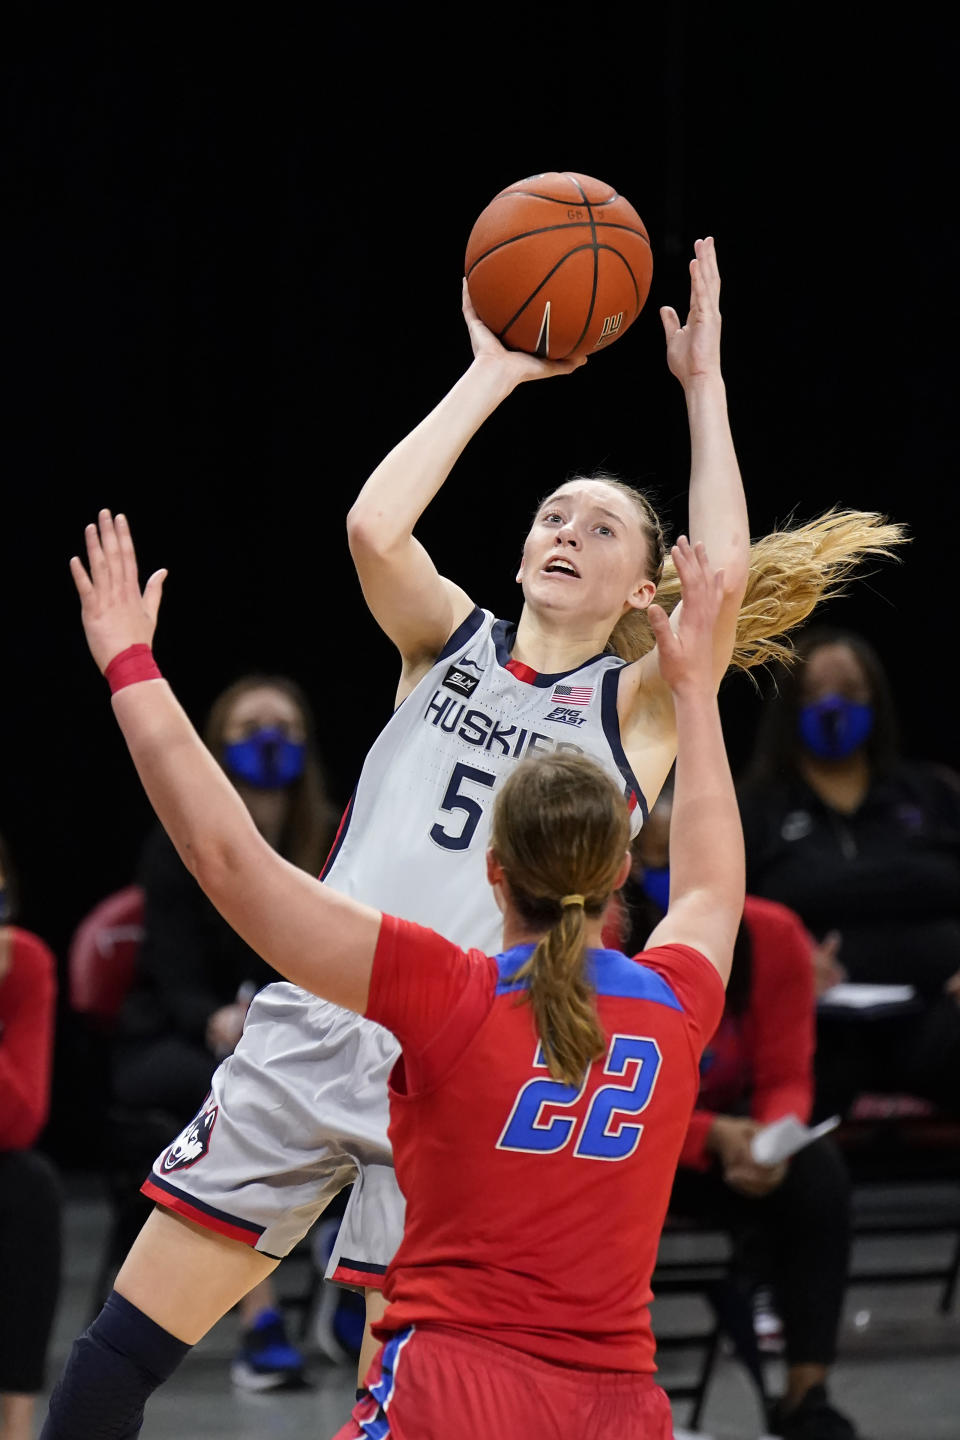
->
xmin=0 ymin=929 xmax=57 ymax=1150
xmin=679 ymin=1106 xmax=720 ymax=1170
xmin=744 ymin=897 xmax=815 ymax=1126
xmin=365 ymin=914 xmax=496 ymax=1092
xmin=638 ymin=943 xmax=726 ymax=1055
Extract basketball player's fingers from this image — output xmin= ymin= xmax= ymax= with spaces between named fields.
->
xmin=692 ymin=539 xmax=715 ymax=586
xmin=69 ymin=553 xmax=94 ymax=601
xmin=84 ymin=521 xmax=110 ymax=594
xmin=114 ymin=513 xmax=140 ymax=591
xmin=659 ymin=306 xmax=681 ymax=341
xmin=699 ymin=236 xmax=720 ymax=291
xmin=143 ymin=568 xmax=167 ymax=623
xmin=461 ymin=276 xmax=477 ymax=319
xmin=648 ymin=608 xmax=677 ymax=670
xmin=647 ymin=602 xmax=673 ymax=646
xmin=98 ymin=509 xmax=125 ymax=586
xmin=688 ymin=255 xmax=705 ymax=312
xmin=672 ymin=536 xmax=697 ymax=581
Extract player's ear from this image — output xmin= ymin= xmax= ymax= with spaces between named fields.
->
xmin=623 ymin=575 xmax=657 ymax=613
xmin=486 ymin=849 xmax=504 ymax=887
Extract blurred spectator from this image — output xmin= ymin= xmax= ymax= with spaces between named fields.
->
xmin=0 ymin=830 xmax=62 ymax=1440
xmin=737 ymin=627 xmax=960 ymax=1122
xmin=113 ymin=674 xmax=337 ymax=1117
xmin=622 ymin=791 xmax=861 ymax=1440
xmin=111 ymin=675 xmax=338 ymax=1392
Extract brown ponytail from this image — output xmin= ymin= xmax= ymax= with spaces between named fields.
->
xmin=490 ymin=753 xmax=631 ymax=1087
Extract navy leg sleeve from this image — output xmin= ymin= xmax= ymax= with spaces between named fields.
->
xmin=41 ymin=1290 xmax=191 ymax=1440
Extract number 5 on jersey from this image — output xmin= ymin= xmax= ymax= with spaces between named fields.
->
xmin=429 ymin=762 xmax=496 ymax=851
xmin=497 ymin=1034 xmax=663 ymax=1162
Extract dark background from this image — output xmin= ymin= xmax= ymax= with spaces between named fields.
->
xmin=2 ymin=12 xmax=954 ymax=1155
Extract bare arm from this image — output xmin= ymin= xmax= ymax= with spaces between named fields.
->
xmin=71 ymin=512 xmax=383 ymax=1014
xmin=622 ymin=238 xmax=749 ymax=726
xmin=643 ymin=538 xmax=745 ymax=983
xmin=347 ymin=283 xmax=585 ymax=692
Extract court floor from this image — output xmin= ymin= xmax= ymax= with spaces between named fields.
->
xmin=38 ymin=1177 xmax=960 ymax=1439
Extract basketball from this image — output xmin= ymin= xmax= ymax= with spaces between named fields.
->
xmin=464 ymin=172 xmax=652 ymax=362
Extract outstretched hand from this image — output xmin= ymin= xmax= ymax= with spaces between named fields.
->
xmin=462 ymin=278 xmax=587 ymax=384
xmin=660 ymin=236 xmax=722 ymax=386
xmin=70 ymin=510 xmax=166 ymax=674
xmin=647 ymin=536 xmax=724 ymax=695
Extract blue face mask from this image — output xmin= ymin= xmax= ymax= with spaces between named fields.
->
xmin=224 ymin=728 xmax=307 ymax=790
xmin=640 ymin=864 xmax=670 ymax=912
xmin=798 ymin=694 xmax=874 ymax=760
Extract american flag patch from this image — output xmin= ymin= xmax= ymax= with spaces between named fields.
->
xmin=550 ymin=683 xmax=594 ymax=707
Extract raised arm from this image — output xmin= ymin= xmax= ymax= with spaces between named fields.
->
xmin=70 ymin=512 xmax=383 ymax=1014
xmin=644 ymin=537 xmax=745 ymax=983
xmin=347 ymin=283 xmax=584 ymax=693
xmin=627 ymin=238 xmax=749 ymax=708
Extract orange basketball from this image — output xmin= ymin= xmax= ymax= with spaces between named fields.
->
xmin=464 ymin=172 xmax=652 ymax=361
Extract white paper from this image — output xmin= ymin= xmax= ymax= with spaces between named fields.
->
xmin=818 ymin=982 xmax=916 ymax=1010
xmin=750 ymin=1113 xmax=841 ymax=1166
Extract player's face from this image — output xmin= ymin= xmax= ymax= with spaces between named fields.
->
xmin=799 ymin=644 xmax=872 ymax=708
xmin=221 ymin=687 xmax=308 ymax=746
xmin=517 ymin=481 xmax=656 ymax=625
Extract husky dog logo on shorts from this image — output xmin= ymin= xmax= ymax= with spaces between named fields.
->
xmin=160 ymin=1106 xmax=218 ymax=1174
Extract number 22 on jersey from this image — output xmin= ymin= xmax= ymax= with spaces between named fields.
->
xmin=496 ymin=1034 xmax=663 ymax=1162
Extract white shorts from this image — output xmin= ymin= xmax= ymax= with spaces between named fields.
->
xmin=143 ymin=981 xmax=406 ymax=1284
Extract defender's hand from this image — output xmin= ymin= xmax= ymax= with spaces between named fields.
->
xmin=70 ymin=510 xmax=167 ymax=673
xmin=647 ymin=536 xmax=724 ymax=695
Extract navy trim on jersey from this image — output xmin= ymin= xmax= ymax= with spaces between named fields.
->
xmin=437 ymin=605 xmax=486 ymax=664
xmin=600 ymin=668 xmax=648 ymax=821
xmin=337 ymin=1256 xmax=388 ymax=1277
xmin=320 ymin=789 xmax=356 ymax=881
xmin=495 ymin=944 xmax=682 ymax=1009
xmin=145 ymin=1170 xmax=268 ymax=1237
xmin=491 ymin=619 xmax=609 ymax=686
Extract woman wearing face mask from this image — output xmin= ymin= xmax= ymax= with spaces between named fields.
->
xmin=619 ymin=791 xmax=860 ymax=1440
xmin=114 ymin=675 xmax=336 ymax=1116
xmin=110 ymin=675 xmax=337 ymax=1390
xmin=737 ymin=627 xmax=960 ymax=1123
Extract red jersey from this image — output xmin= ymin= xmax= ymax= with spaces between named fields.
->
xmin=0 ymin=927 xmax=57 ymax=1150
xmin=365 ymin=915 xmax=725 ymax=1373
xmin=680 ymin=895 xmax=815 ymax=1169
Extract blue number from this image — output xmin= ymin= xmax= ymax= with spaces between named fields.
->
xmin=496 ymin=1044 xmax=587 ymax=1153
xmin=497 ymin=1034 xmax=662 ymax=1163
xmin=574 ymin=1035 xmax=662 ymax=1161
xmin=429 ymin=762 xmax=496 ymax=851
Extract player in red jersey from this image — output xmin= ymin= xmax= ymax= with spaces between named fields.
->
xmin=56 ymin=511 xmax=742 ymax=1438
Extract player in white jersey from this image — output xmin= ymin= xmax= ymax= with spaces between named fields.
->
xmin=43 ymin=238 xmax=903 ymax=1438
xmin=322 ymin=609 xmax=648 ymax=950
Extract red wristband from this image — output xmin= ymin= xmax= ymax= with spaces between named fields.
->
xmin=105 ymin=644 xmax=163 ymax=694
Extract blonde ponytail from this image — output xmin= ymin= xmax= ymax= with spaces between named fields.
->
xmin=607 ymin=507 xmax=908 ymax=670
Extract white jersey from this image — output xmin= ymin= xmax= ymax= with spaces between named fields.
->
xmin=323 ymin=607 xmax=647 ymax=953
